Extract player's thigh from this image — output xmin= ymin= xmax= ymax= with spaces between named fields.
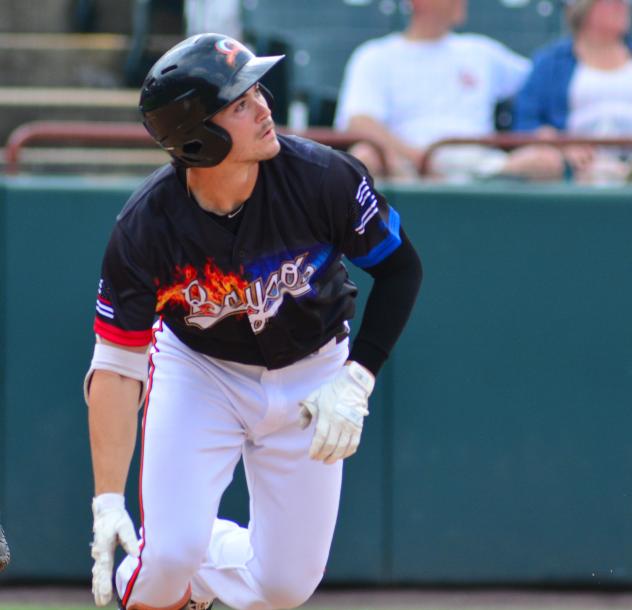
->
xmin=243 ymin=341 xmax=348 ymax=575
xmin=140 ymin=325 xmax=245 ymax=555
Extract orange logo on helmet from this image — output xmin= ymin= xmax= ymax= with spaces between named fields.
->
xmin=215 ymin=38 xmax=248 ymax=67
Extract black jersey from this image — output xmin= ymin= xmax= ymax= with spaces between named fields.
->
xmin=94 ymin=135 xmax=401 ymax=369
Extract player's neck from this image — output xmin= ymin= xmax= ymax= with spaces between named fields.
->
xmin=186 ymin=162 xmax=259 ymax=216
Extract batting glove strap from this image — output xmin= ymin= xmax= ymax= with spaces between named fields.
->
xmin=91 ymin=494 xmax=139 ymax=607
xmin=299 ymin=361 xmax=374 ymax=464
xmin=344 ymin=361 xmax=375 ymax=396
xmin=92 ymin=492 xmax=126 ymax=514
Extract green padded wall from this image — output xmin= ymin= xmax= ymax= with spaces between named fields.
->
xmin=385 ymin=183 xmax=632 ymax=585
xmin=0 ymin=181 xmax=6 ymax=539
xmin=1 ymin=177 xmax=632 ymax=586
xmin=0 ymin=175 xmax=387 ymax=582
xmin=0 ymin=176 xmax=141 ymax=579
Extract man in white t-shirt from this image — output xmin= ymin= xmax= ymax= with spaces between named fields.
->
xmin=335 ymin=0 xmax=561 ymax=180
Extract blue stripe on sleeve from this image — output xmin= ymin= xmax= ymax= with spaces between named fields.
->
xmin=348 ymin=207 xmax=402 ymax=268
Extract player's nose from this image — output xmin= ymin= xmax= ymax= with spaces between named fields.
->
xmin=255 ymin=95 xmax=272 ymax=121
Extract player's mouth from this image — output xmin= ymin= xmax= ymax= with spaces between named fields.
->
xmin=260 ymin=122 xmax=275 ymax=140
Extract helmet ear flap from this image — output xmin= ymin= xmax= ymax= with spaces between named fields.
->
xmin=200 ymin=121 xmax=232 ymax=166
xmin=175 ymin=122 xmax=232 ymax=167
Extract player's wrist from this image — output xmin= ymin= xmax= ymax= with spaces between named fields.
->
xmin=92 ymin=492 xmax=126 ymax=514
xmin=343 ymin=360 xmax=375 ymax=395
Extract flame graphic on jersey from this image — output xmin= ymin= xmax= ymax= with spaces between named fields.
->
xmin=156 ymin=261 xmax=248 ymax=314
xmin=154 ymin=253 xmax=316 ymax=334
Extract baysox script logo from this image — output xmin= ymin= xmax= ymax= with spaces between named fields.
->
xmin=156 ymin=254 xmax=315 ymax=333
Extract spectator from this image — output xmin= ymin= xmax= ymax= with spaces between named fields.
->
xmin=335 ymin=0 xmax=559 ymax=181
xmin=513 ymin=0 xmax=632 ymax=183
xmin=184 ymin=0 xmax=242 ymax=39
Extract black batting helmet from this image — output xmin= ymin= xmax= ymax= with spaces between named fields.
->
xmin=139 ymin=33 xmax=284 ymax=167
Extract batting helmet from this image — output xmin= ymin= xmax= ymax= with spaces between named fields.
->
xmin=139 ymin=33 xmax=284 ymax=167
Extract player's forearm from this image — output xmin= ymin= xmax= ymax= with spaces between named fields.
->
xmin=88 ymin=370 xmax=140 ymax=495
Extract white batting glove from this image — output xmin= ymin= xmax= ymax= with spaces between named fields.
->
xmin=299 ymin=361 xmax=375 ymax=464
xmin=91 ymin=493 xmax=139 ymax=607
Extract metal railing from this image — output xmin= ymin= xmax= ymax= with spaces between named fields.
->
xmin=6 ymin=120 xmax=631 ymax=177
xmin=3 ymin=120 xmax=386 ymax=174
xmin=418 ymin=134 xmax=632 ymax=175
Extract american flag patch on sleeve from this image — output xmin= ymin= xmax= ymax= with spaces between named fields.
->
xmin=354 ymin=176 xmax=379 ymax=235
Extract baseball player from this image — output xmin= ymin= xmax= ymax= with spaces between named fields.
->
xmin=0 ymin=523 xmax=10 ymax=572
xmin=86 ymin=33 xmax=421 ymax=610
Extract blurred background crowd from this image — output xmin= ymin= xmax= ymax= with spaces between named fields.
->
xmin=2 ymin=0 xmax=631 ymax=184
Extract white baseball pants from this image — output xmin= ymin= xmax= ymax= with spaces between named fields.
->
xmin=116 ymin=321 xmax=348 ymax=610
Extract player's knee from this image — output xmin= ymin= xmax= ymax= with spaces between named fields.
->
xmin=257 ymin=569 xmax=322 ymax=609
xmin=143 ymin=541 xmax=205 ymax=584
xmin=258 ymin=583 xmax=311 ymax=610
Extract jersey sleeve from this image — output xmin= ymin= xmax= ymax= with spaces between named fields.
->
xmin=322 ymin=151 xmax=401 ymax=268
xmin=93 ymin=223 xmax=157 ymax=346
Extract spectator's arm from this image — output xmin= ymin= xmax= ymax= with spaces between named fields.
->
xmin=512 ymin=53 xmax=551 ymax=132
xmin=486 ymin=37 xmax=532 ymax=100
xmin=348 ymin=115 xmax=422 ymax=167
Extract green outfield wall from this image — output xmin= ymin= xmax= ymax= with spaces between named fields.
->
xmin=0 ymin=176 xmax=631 ymax=586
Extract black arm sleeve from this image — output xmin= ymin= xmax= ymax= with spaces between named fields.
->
xmin=348 ymin=227 xmax=422 ymax=376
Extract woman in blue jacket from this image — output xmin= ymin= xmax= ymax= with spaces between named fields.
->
xmin=513 ymin=0 xmax=632 ymax=181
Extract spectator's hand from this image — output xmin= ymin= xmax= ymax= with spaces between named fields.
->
xmin=401 ymin=145 xmax=425 ymax=171
xmin=576 ymin=154 xmax=630 ymax=185
xmin=563 ymin=145 xmax=595 ymax=175
xmin=535 ymin=125 xmax=560 ymax=141
xmin=503 ymin=145 xmax=566 ymax=181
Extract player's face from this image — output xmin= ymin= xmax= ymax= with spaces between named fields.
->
xmin=212 ymin=84 xmax=281 ymax=163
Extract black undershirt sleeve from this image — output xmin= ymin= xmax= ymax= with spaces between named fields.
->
xmin=348 ymin=227 xmax=422 ymax=376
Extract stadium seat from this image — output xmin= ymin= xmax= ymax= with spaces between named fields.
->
xmin=242 ymin=0 xmax=409 ymax=126
xmin=457 ymin=0 xmax=564 ymax=57
xmin=242 ymin=0 xmax=567 ymax=127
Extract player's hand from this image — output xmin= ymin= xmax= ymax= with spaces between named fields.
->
xmin=299 ymin=361 xmax=375 ymax=464
xmin=91 ymin=493 xmax=139 ymax=607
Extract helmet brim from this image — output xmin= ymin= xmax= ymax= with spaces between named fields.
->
xmin=217 ymin=55 xmax=285 ymax=114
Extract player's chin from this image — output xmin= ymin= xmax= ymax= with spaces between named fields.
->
xmin=259 ymin=134 xmax=281 ymax=160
